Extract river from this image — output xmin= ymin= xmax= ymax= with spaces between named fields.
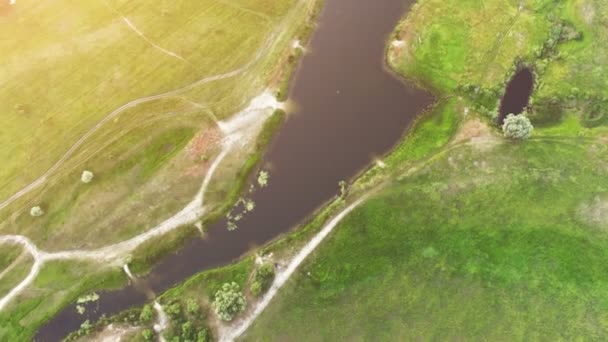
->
xmin=36 ymin=0 xmax=432 ymax=340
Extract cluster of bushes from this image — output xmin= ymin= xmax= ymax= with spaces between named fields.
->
xmin=163 ymin=299 xmax=211 ymax=342
xmin=66 ymin=263 xmax=276 ymax=341
xmin=250 ymin=263 xmax=275 ymax=297
xmin=65 ymin=307 xmax=147 ymax=341
xmin=533 ymin=20 xmax=582 ymax=61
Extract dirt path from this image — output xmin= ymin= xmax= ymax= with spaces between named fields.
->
xmin=219 ymin=197 xmax=368 ymax=341
xmin=121 ymin=16 xmax=189 ymax=63
xmin=0 ymin=90 xmax=281 ymax=312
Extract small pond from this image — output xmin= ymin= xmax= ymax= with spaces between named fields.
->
xmin=498 ymin=68 xmax=535 ymax=124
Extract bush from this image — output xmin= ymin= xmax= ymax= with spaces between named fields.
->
xmin=197 ymin=328 xmax=210 ymax=342
xmin=139 ymin=305 xmax=154 ymax=323
xmin=181 ymin=322 xmax=194 ymax=340
xmin=30 ymin=206 xmax=44 ymax=217
xmin=186 ymin=298 xmax=199 ymax=315
xmin=250 ymin=263 xmax=275 ymax=297
xmin=166 ymin=302 xmax=182 ymax=319
xmin=502 ymin=114 xmax=533 ymax=139
xmin=81 ymin=170 xmax=94 ymax=183
xmin=250 ymin=281 xmax=263 ymax=297
xmin=141 ymin=329 xmax=154 ymax=341
xmin=213 ymin=282 xmax=246 ymax=321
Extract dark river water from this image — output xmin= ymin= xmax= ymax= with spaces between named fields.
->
xmin=36 ymin=0 xmax=432 ymax=340
xmin=498 ymin=67 xmax=535 ymax=124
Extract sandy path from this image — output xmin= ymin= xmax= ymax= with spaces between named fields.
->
xmin=0 ymin=90 xmax=281 ymax=312
xmin=219 ymin=197 xmax=368 ymax=341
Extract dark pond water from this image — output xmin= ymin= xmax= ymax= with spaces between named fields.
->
xmin=36 ymin=0 xmax=432 ymax=340
xmin=498 ymin=68 xmax=535 ymax=124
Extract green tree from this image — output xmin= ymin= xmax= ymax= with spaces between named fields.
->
xmin=502 ymin=114 xmax=533 ymax=139
xmin=213 ymin=282 xmax=246 ymax=321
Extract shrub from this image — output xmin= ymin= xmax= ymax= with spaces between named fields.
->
xmin=186 ymin=299 xmax=199 ymax=315
xmin=213 ymin=282 xmax=246 ymax=321
xmin=250 ymin=263 xmax=275 ymax=297
xmin=181 ymin=322 xmax=195 ymax=340
xmin=166 ymin=302 xmax=182 ymax=319
xmin=502 ymin=114 xmax=533 ymax=139
xmin=30 ymin=206 xmax=44 ymax=217
xmin=81 ymin=170 xmax=94 ymax=183
xmin=250 ymin=281 xmax=263 ymax=297
xmin=139 ymin=304 xmax=154 ymax=323
xmin=197 ymin=328 xmax=210 ymax=342
xmin=257 ymin=170 xmax=269 ymax=187
xmin=141 ymin=329 xmax=154 ymax=341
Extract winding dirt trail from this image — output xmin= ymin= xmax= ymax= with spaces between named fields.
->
xmin=0 ymin=91 xmax=282 ymax=312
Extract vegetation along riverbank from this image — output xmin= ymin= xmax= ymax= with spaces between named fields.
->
xmin=117 ymin=0 xmax=608 ymax=340
xmin=17 ymin=0 xmax=608 ymax=340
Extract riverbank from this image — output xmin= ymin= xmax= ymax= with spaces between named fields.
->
xmin=243 ymin=0 xmax=608 ymax=339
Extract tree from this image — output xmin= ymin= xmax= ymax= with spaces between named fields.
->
xmin=502 ymin=114 xmax=533 ymax=139
xmin=30 ymin=206 xmax=44 ymax=217
xmin=81 ymin=170 xmax=94 ymax=183
xmin=213 ymin=282 xmax=246 ymax=321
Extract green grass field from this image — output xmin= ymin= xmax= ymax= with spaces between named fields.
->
xmin=244 ymin=138 xmax=608 ymax=340
xmin=0 ymin=0 xmax=308 ymax=250
xmin=0 ymin=244 xmax=32 ymax=299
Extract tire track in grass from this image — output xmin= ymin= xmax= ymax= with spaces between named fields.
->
xmin=0 ymin=0 xmax=310 ymax=212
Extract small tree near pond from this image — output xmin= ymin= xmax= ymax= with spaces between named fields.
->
xmin=502 ymin=114 xmax=533 ymax=140
xmin=213 ymin=282 xmax=246 ymax=321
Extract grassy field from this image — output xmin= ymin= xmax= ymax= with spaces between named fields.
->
xmin=0 ymin=0 xmax=307 ymax=250
xmin=0 ymin=0 xmax=316 ymax=339
xmin=244 ymin=139 xmax=608 ymax=340
xmin=0 ymin=244 xmax=32 ymax=299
